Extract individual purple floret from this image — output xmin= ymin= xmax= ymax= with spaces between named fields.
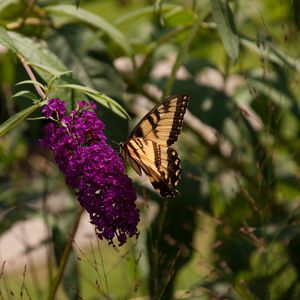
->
xmin=40 ymin=99 xmax=140 ymax=246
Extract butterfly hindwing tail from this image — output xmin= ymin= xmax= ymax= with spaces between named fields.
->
xmin=150 ymin=178 xmax=175 ymax=198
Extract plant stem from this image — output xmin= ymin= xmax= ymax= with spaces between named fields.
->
xmin=19 ymin=55 xmax=46 ymax=99
xmin=47 ymin=207 xmax=84 ymax=300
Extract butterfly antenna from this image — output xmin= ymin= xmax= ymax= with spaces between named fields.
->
xmin=111 ymin=139 xmax=124 ymax=155
xmin=111 ymin=140 xmax=120 ymax=146
xmin=175 ymin=189 xmax=181 ymax=197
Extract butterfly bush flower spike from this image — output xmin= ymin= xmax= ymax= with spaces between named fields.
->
xmin=40 ymin=99 xmax=140 ymax=246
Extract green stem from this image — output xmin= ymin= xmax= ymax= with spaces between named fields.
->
xmin=47 ymin=207 xmax=84 ymax=300
xmin=20 ymin=56 xmax=46 ymax=99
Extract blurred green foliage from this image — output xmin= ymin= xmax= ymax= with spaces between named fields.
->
xmin=1 ymin=0 xmax=300 ymax=299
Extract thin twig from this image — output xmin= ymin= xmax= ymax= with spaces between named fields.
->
xmin=20 ymin=265 xmax=32 ymax=300
xmin=4 ymin=0 xmax=48 ymax=30
xmin=6 ymin=18 xmax=51 ymax=30
xmin=19 ymin=55 xmax=46 ymax=99
xmin=18 ymin=0 xmax=38 ymax=28
xmin=0 ymin=261 xmax=5 ymax=281
xmin=47 ymin=207 xmax=84 ymax=300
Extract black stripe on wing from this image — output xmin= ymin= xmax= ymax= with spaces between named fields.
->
xmin=167 ymin=95 xmax=189 ymax=146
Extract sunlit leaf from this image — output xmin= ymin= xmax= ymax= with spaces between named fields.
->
xmin=210 ymin=0 xmax=239 ymax=62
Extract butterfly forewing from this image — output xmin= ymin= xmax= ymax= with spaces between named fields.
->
xmin=123 ymin=94 xmax=189 ymax=197
xmin=130 ymin=95 xmax=189 ymax=146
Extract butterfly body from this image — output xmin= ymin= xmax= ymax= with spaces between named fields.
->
xmin=121 ymin=94 xmax=189 ymax=197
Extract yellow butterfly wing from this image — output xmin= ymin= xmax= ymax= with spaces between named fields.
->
xmin=122 ymin=94 xmax=189 ymax=197
xmin=125 ymin=138 xmax=182 ymax=197
xmin=129 ymin=94 xmax=189 ymax=146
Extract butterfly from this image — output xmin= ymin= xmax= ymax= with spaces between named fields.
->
xmin=120 ymin=94 xmax=189 ymax=197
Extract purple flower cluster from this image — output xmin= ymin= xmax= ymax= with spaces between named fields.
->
xmin=41 ymin=99 xmax=139 ymax=245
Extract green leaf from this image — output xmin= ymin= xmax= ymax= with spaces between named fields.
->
xmin=241 ymin=37 xmax=300 ymax=72
xmin=154 ymin=0 xmax=164 ymax=24
xmin=0 ymin=26 xmax=17 ymax=51
xmin=154 ymin=0 xmax=164 ymax=11
xmin=0 ymin=27 xmax=68 ymax=81
xmin=0 ymin=104 xmax=40 ymax=136
xmin=15 ymin=80 xmax=45 ymax=89
xmin=114 ymin=4 xmax=179 ymax=26
xmin=57 ymin=83 xmax=101 ymax=95
xmin=248 ymin=78 xmax=293 ymax=109
xmin=57 ymin=83 xmax=130 ymax=119
xmin=210 ymin=0 xmax=239 ymax=62
xmin=293 ymin=0 xmax=300 ymax=29
xmin=0 ymin=0 xmax=18 ymax=12
xmin=12 ymin=90 xmax=39 ymax=101
xmin=46 ymin=4 xmax=133 ymax=57
xmin=29 ymin=62 xmax=70 ymax=78
xmin=48 ymin=25 xmax=94 ymax=88
xmin=0 ymin=0 xmax=24 ymax=19
xmin=85 ymin=91 xmax=128 ymax=119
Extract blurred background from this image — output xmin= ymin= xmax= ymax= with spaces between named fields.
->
xmin=1 ymin=0 xmax=300 ymax=299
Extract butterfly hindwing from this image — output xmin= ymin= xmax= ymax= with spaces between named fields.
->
xmin=125 ymin=139 xmax=181 ymax=197
xmin=122 ymin=94 xmax=189 ymax=197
